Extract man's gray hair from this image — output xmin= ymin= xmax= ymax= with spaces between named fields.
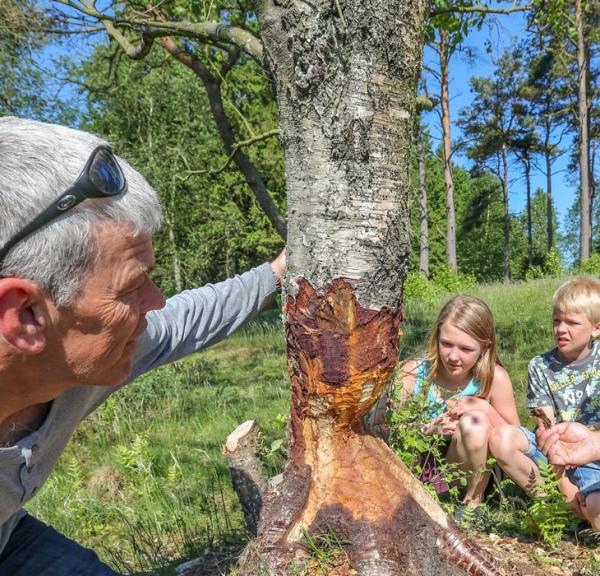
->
xmin=0 ymin=117 xmax=163 ymax=306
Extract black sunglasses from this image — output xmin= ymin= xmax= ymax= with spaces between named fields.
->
xmin=0 ymin=145 xmax=128 ymax=270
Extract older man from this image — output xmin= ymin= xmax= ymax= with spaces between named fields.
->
xmin=0 ymin=117 xmax=285 ymax=575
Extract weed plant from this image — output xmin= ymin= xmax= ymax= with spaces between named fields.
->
xmin=300 ymin=527 xmax=352 ymax=576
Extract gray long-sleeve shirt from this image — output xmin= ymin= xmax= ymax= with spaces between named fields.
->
xmin=0 ymin=263 xmax=277 ymax=554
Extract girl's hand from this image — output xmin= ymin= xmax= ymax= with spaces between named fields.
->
xmin=447 ymin=396 xmax=489 ymax=419
xmin=422 ymin=413 xmax=458 ymax=435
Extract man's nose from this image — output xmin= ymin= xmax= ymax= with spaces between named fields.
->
xmin=142 ymin=280 xmax=166 ymax=314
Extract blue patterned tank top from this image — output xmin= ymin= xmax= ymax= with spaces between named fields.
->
xmin=413 ymin=361 xmax=482 ymax=420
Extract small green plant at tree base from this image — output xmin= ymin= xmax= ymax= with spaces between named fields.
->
xmin=387 ymin=379 xmax=470 ymax=509
xmin=525 ymin=461 xmax=573 ymax=548
xmin=300 ymin=526 xmax=352 ymax=576
xmin=590 ymin=553 xmax=600 ymax=575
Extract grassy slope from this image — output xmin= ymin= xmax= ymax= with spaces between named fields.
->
xmin=26 ymin=278 xmax=564 ymax=573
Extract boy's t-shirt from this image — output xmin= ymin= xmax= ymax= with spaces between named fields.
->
xmin=527 ymin=340 xmax=600 ymax=426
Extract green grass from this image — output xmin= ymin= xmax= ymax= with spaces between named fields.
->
xmin=27 ymin=277 xmax=569 ymax=573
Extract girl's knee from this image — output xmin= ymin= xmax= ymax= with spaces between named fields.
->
xmin=458 ymin=410 xmax=491 ymax=449
xmin=489 ymin=424 xmax=520 ymax=461
xmin=458 ymin=396 xmax=490 ymax=413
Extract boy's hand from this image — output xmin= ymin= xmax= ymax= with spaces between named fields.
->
xmin=537 ymin=422 xmax=597 ymax=467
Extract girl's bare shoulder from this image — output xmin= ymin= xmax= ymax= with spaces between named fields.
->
xmin=492 ymin=364 xmax=512 ymax=384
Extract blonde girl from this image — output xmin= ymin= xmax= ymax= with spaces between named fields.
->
xmin=399 ymin=295 xmax=519 ymax=513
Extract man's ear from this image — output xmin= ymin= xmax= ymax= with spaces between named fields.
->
xmin=0 ymin=278 xmax=48 ymax=354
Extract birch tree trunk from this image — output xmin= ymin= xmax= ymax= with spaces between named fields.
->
xmin=576 ymin=0 xmax=591 ymax=262
xmin=440 ymin=30 xmax=457 ymax=271
xmin=416 ymin=122 xmax=429 ymax=277
xmin=236 ymin=1 xmax=506 ymax=574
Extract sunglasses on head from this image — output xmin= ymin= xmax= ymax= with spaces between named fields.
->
xmin=0 ymin=145 xmax=128 ymax=270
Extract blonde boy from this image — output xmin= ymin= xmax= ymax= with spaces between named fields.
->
xmin=489 ymin=275 xmax=600 ymax=531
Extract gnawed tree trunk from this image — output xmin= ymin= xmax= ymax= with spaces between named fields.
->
xmin=236 ymin=1 xmax=507 ymax=574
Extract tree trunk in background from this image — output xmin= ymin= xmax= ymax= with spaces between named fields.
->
xmin=416 ymin=123 xmax=429 ymax=277
xmin=524 ymin=157 xmax=533 ymax=266
xmin=544 ymin=145 xmax=554 ymax=251
xmin=236 ymin=1 xmax=504 ymax=574
xmin=501 ymin=142 xmax=511 ymax=282
xmin=576 ymin=0 xmax=591 ymax=262
xmin=440 ymin=30 xmax=457 ymax=271
xmin=166 ymin=213 xmax=183 ymax=292
xmin=167 ymin=181 xmax=183 ymax=292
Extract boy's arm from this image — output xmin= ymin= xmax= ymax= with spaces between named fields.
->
xmin=526 ymin=358 xmax=556 ymax=429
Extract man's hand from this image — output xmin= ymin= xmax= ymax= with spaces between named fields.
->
xmin=270 ymin=248 xmax=286 ymax=287
xmin=537 ymin=422 xmax=600 ymax=466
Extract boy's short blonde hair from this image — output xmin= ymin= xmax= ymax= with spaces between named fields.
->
xmin=552 ymin=275 xmax=600 ymax=324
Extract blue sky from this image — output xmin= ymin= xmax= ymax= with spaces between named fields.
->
xmin=421 ymin=10 xmax=576 ymax=235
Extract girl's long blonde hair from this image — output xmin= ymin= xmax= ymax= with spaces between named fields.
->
xmin=426 ymin=295 xmax=500 ymax=399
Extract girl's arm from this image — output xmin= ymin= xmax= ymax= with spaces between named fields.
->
xmin=397 ymin=359 xmax=419 ymax=405
xmin=488 ymin=365 xmax=520 ymax=426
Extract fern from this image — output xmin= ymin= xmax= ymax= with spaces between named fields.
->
xmin=115 ymin=433 xmax=153 ymax=476
xmin=66 ymin=456 xmax=85 ymax=491
xmin=526 ymin=462 xmax=573 ymax=547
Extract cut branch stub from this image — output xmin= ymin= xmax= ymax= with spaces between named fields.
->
xmin=224 ymin=420 xmax=267 ymax=537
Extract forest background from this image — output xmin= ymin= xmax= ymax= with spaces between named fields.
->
xmin=3 ymin=0 xmax=600 ymax=293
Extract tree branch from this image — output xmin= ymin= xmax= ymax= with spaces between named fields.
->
xmin=184 ymin=129 xmax=279 ymax=178
xmin=53 ymin=0 xmax=264 ymax=62
xmin=160 ymin=36 xmax=287 ymax=239
xmin=431 ymin=2 xmax=533 ymax=16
